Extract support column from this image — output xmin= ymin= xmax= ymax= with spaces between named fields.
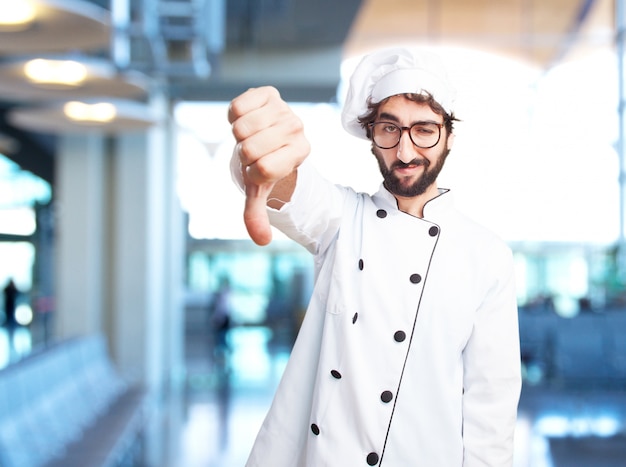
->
xmin=54 ymin=134 xmax=106 ymax=338
xmin=108 ymin=92 xmax=185 ymax=393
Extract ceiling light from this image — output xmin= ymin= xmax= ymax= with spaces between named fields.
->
xmin=63 ymin=101 xmax=117 ymax=123
xmin=0 ymin=58 xmax=149 ymax=101
xmin=9 ymin=99 xmax=156 ymax=134
xmin=0 ymin=0 xmax=109 ymax=54
xmin=0 ymin=0 xmax=36 ymax=31
xmin=24 ymin=59 xmax=87 ymax=88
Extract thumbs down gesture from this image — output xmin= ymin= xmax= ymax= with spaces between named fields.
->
xmin=228 ymin=87 xmax=310 ymax=245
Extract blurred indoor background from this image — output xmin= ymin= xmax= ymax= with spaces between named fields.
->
xmin=1 ymin=0 xmax=626 ymax=466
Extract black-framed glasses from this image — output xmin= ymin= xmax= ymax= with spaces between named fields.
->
xmin=369 ymin=121 xmax=443 ymax=149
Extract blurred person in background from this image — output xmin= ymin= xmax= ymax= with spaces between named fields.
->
xmin=210 ymin=277 xmax=233 ymax=356
xmin=3 ymin=279 xmax=18 ymax=334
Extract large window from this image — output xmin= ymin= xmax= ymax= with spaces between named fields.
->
xmin=0 ymin=153 xmax=51 ymax=294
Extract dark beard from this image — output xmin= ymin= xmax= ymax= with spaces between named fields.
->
xmin=373 ymin=146 xmax=449 ymax=198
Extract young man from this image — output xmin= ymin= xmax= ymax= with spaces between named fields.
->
xmin=228 ymin=47 xmax=521 ymax=466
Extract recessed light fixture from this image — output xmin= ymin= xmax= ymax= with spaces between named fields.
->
xmin=9 ymin=99 xmax=156 ymax=133
xmin=24 ymin=58 xmax=88 ymax=88
xmin=63 ymin=101 xmax=117 ymax=123
xmin=0 ymin=0 xmax=36 ymax=31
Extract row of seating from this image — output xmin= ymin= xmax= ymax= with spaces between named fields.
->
xmin=519 ymin=310 xmax=626 ymax=386
xmin=0 ymin=334 xmax=149 ymax=467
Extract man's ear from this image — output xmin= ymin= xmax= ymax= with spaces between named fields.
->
xmin=447 ymin=132 xmax=455 ymax=151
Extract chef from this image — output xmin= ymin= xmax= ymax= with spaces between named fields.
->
xmin=228 ymin=47 xmax=522 ymax=466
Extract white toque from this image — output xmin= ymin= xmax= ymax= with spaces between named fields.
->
xmin=341 ymin=47 xmax=456 ymax=140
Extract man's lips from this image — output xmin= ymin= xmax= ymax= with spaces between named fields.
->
xmin=392 ymin=159 xmax=428 ymax=174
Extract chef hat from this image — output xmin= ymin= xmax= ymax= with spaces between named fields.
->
xmin=341 ymin=47 xmax=456 ymax=140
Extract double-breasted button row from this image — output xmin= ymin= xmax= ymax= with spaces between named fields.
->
xmin=374 ymin=207 xmax=440 ymax=236
xmin=349 ymin=303 xmax=406 ymax=342
xmin=309 ymin=426 xmax=383 ymax=465
xmin=352 ymin=264 xmax=410 ymax=340
xmin=343 ymin=207 xmax=430 ymax=466
xmin=313 ymin=368 xmax=393 ymax=447
xmin=358 ymin=258 xmax=423 ymax=288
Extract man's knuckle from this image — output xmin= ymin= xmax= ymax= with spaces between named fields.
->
xmin=254 ymin=159 xmax=274 ymax=180
xmin=231 ymin=120 xmax=249 ymax=140
xmin=238 ymin=140 xmax=256 ymax=162
xmin=266 ymin=86 xmax=280 ymax=99
xmin=229 ymin=98 xmax=245 ymax=118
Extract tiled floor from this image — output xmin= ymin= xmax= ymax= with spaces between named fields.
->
xmin=162 ymin=327 xmax=626 ymax=467
xmin=157 ymin=327 xmax=289 ymax=467
xmin=2 ymin=325 xmax=626 ymax=466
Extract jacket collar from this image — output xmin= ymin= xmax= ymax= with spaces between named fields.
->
xmin=374 ymin=184 xmax=454 ymax=222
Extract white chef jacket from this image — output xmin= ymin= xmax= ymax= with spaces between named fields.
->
xmin=239 ymin=159 xmax=522 ymax=467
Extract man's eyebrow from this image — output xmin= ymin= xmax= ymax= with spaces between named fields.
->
xmin=377 ymin=112 xmax=443 ymax=126
xmin=378 ymin=112 xmax=399 ymax=122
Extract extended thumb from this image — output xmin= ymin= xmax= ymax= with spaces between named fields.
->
xmin=243 ymin=183 xmax=273 ymax=246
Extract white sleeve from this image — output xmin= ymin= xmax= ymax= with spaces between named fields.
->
xmin=229 ymin=148 xmax=352 ymax=255
xmin=268 ymin=159 xmax=351 ymax=255
xmin=462 ymin=246 xmax=522 ymax=467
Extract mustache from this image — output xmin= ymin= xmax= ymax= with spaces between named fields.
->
xmin=390 ymin=159 xmax=429 ymax=170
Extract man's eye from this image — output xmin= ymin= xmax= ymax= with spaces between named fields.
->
xmin=383 ymin=125 xmax=399 ymax=133
xmin=414 ymin=125 xmax=435 ymax=135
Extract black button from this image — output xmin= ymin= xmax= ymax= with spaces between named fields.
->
xmin=367 ymin=452 xmax=379 ymax=465
xmin=381 ymin=391 xmax=393 ymax=403
xmin=352 ymin=312 xmax=358 ymax=324
xmin=311 ymin=423 xmax=320 ymax=435
xmin=429 ymin=226 xmax=439 ymax=236
xmin=331 ymin=369 xmax=342 ymax=379
xmin=358 ymin=259 xmax=364 ymax=270
xmin=394 ymin=331 xmax=406 ymax=342
xmin=409 ymin=273 xmax=422 ymax=284
xmin=376 ymin=209 xmax=387 ymax=218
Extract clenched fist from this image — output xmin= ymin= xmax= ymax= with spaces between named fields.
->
xmin=228 ymin=87 xmax=310 ymax=245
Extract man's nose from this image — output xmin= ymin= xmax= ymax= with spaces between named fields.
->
xmin=396 ymin=130 xmax=416 ymax=164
